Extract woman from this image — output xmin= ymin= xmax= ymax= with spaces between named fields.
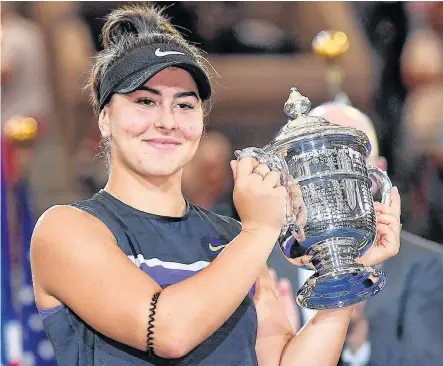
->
xmin=31 ymin=4 xmax=402 ymax=365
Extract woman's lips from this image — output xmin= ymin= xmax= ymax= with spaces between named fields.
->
xmin=144 ymin=138 xmax=182 ymax=151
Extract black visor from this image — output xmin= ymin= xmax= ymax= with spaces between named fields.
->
xmin=98 ymin=43 xmax=211 ymax=111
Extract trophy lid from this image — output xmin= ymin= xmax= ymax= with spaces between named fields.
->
xmin=265 ymin=87 xmax=371 ymax=156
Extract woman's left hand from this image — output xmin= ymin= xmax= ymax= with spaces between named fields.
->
xmin=288 ymin=178 xmax=307 ymax=243
xmin=357 ymin=186 xmax=401 ymax=267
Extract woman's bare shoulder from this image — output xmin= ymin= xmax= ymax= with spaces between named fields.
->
xmin=32 ymin=204 xmax=115 ymax=248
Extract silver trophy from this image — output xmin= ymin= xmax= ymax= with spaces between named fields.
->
xmin=235 ymin=87 xmax=392 ymax=310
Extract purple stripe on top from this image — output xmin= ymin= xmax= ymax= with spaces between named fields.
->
xmin=140 ymin=262 xmax=203 ymax=286
xmin=283 ymin=237 xmax=295 ymax=257
xmin=250 ymin=284 xmax=256 ymax=298
xmin=36 ymin=303 xmax=65 ymax=320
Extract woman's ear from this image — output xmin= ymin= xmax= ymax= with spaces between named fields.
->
xmin=98 ymin=106 xmax=110 ymax=138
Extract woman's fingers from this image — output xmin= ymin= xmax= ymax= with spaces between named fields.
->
xmin=376 ymin=214 xmax=401 ymax=231
xmin=286 ymin=255 xmax=314 ymax=269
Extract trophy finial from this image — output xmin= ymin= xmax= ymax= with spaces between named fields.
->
xmin=284 ymin=87 xmax=312 ymax=119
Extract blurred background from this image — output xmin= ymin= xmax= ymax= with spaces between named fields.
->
xmin=1 ymin=1 xmax=443 ymax=365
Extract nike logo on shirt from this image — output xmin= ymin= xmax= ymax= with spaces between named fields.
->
xmin=208 ymin=243 xmax=229 ymax=252
xmin=155 ymin=48 xmax=185 ymax=57
xmin=202 ymin=237 xmax=229 ymax=254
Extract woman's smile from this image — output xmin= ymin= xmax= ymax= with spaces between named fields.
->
xmin=142 ymin=137 xmax=183 ymax=151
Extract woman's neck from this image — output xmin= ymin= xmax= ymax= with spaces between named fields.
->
xmin=104 ymin=164 xmax=187 ymax=218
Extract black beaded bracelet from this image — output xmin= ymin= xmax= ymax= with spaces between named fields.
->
xmin=147 ymin=292 xmax=161 ymax=356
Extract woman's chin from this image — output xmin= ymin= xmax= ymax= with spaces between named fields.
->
xmin=138 ymin=165 xmax=183 ymax=179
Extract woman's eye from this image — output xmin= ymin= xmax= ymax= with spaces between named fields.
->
xmin=136 ymin=98 xmax=156 ymax=106
xmin=176 ymin=103 xmax=195 ymax=110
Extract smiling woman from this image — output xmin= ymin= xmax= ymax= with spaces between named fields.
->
xmin=29 ymin=3 xmax=400 ymax=366
xmin=100 ymin=68 xmax=204 ymax=178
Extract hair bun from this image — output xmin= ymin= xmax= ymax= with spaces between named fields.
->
xmin=102 ymin=4 xmax=181 ymax=49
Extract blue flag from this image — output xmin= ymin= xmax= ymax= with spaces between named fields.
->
xmin=1 ymin=162 xmax=22 ymax=365
xmin=15 ymin=180 xmax=57 ymax=365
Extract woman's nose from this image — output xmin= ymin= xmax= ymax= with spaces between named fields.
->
xmin=154 ymin=105 xmax=177 ymax=131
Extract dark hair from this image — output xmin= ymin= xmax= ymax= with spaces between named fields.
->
xmin=87 ymin=3 xmax=213 ymax=115
xmin=88 ymin=4 xmax=214 ymax=167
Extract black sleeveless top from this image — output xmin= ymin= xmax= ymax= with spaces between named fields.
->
xmin=40 ymin=191 xmax=258 ymax=365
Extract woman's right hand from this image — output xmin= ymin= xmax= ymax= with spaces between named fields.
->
xmin=231 ymin=157 xmax=287 ymax=235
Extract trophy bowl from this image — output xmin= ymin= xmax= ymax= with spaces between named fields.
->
xmin=235 ymin=87 xmax=392 ymax=310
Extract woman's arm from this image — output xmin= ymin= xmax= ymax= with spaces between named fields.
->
xmin=254 ymin=265 xmax=295 ymax=365
xmin=31 ymin=157 xmax=287 ymax=359
xmin=255 ymin=187 xmax=402 ymax=365
xmin=31 ymin=205 xmax=278 ymax=359
xmin=254 ymin=265 xmax=354 ymax=366
xmin=279 ymin=308 xmax=354 ymax=366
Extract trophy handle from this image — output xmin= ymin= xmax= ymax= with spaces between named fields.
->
xmin=234 ymin=147 xmax=298 ymax=236
xmin=366 ymin=165 xmax=392 ymax=205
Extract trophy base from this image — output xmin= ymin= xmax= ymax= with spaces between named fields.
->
xmin=295 ymin=238 xmax=387 ymax=309
xmin=296 ymin=267 xmax=386 ymax=309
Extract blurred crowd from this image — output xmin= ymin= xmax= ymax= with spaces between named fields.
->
xmin=1 ymin=1 xmax=443 ymax=365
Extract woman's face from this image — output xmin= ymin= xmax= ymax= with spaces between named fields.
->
xmin=100 ymin=67 xmax=204 ymax=178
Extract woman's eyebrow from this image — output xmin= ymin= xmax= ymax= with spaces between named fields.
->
xmin=136 ymin=86 xmax=199 ymax=100
xmin=174 ymin=91 xmax=199 ymax=100
xmin=136 ymin=86 xmax=161 ymax=95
